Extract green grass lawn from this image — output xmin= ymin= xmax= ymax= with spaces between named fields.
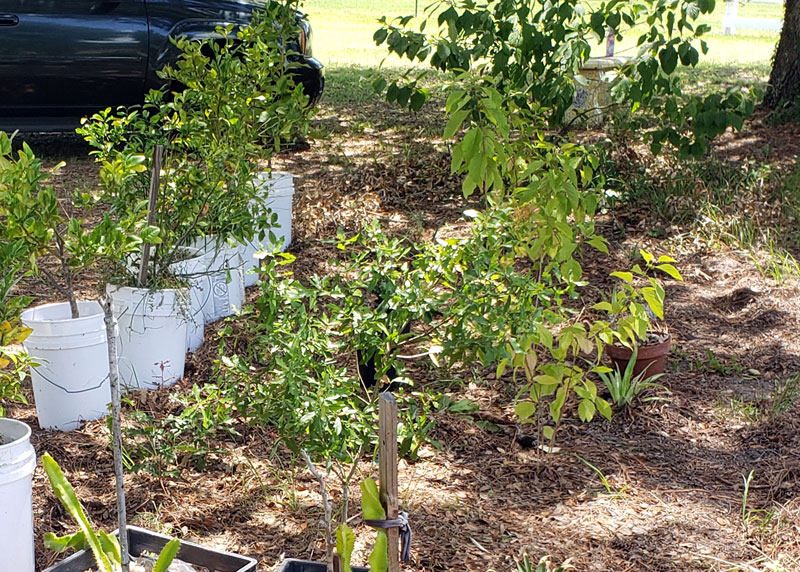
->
xmin=304 ymin=0 xmax=783 ymax=68
xmin=304 ymin=0 xmax=425 ymax=67
xmin=597 ymin=0 xmax=783 ymax=64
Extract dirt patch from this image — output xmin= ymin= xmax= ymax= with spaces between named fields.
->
xmin=716 ymin=108 xmax=800 ymax=168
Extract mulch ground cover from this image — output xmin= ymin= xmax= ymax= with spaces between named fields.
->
xmin=8 ymin=96 xmax=800 ymax=571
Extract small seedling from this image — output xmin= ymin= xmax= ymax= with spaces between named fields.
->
xmin=575 ymin=455 xmax=628 ymax=498
xmin=515 ymin=552 xmax=574 ymax=572
xmin=698 ymin=349 xmax=744 ymax=377
xmin=741 ymin=469 xmax=755 ymax=528
xmin=598 ymin=348 xmax=665 ymax=409
xmin=42 ymin=453 xmax=180 ymax=572
xmin=770 ymin=374 xmax=800 ymax=419
xmin=714 ymin=395 xmax=762 ymax=423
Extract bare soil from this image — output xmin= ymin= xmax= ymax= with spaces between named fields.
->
xmin=10 ymin=95 xmax=800 ymax=572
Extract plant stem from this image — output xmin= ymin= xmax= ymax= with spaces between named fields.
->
xmin=332 ymin=441 xmax=365 ymax=525
xmin=37 ymin=266 xmax=74 ymax=308
xmin=101 ymin=296 xmax=129 ymax=572
xmin=54 ymin=232 xmax=79 ymax=319
xmin=138 ymin=145 xmax=163 ymax=288
xmin=302 ymin=450 xmax=334 ymax=572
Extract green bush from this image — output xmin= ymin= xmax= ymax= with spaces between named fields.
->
xmin=0 ymin=240 xmax=33 ymax=415
xmin=78 ymin=2 xmax=312 ymax=286
xmin=376 ymin=0 xmax=755 ymax=157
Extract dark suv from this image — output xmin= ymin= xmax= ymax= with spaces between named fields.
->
xmin=0 ymin=0 xmax=324 ymax=131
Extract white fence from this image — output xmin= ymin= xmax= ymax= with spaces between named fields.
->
xmin=722 ymin=0 xmax=784 ymax=35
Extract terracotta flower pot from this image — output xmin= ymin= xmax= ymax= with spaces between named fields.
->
xmin=606 ymin=338 xmax=671 ymax=378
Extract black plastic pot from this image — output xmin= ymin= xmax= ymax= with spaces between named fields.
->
xmin=277 ymin=559 xmax=369 ymax=572
xmin=42 ymin=526 xmax=257 ymax=572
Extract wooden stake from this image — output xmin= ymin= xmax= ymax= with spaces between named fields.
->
xmin=137 ymin=145 xmax=163 ymax=288
xmin=379 ymin=392 xmax=400 ymax=572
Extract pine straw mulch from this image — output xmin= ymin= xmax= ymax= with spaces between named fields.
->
xmin=10 ymin=102 xmax=800 ymax=572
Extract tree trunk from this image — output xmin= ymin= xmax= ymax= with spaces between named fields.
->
xmin=101 ymin=296 xmax=130 ymax=572
xmin=765 ymin=0 xmax=800 ymax=109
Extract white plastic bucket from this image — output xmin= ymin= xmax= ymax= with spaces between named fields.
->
xmin=257 ymin=171 xmax=294 ymax=250
xmin=107 ymin=285 xmax=189 ymax=390
xmin=241 ymin=171 xmax=295 ymax=287
xmin=21 ymin=301 xmax=111 ymax=431
xmin=239 ymin=227 xmax=264 ymax=288
xmin=169 ymin=249 xmax=208 ymax=352
xmin=189 ymin=237 xmax=245 ymax=322
xmin=0 ymin=418 xmax=36 ymax=572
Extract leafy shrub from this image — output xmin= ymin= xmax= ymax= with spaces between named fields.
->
xmin=0 ymin=240 xmax=33 ymax=415
xmin=376 ymin=0 xmax=755 ymax=157
xmin=592 ymin=250 xmax=683 ymax=349
xmin=0 ymin=131 xmax=152 ymax=316
xmin=78 ymin=3 xmax=312 ymax=286
xmin=121 ymin=383 xmax=240 ymax=476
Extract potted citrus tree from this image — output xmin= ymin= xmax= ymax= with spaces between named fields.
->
xmin=78 ymin=7 xmax=312 ymax=386
xmin=236 ymin=2 xmax=312 ymax=283
xmin=161 ymin=5 xmax=311 ymax=288
xmin=0 ymin=131 xmax=156 ymax=425
xmin=41 ymin=263 xmax=256 ymax=572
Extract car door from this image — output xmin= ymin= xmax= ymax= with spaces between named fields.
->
xmin=0 ymin=0 xmax=149 ymax=113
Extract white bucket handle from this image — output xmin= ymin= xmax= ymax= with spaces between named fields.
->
xmin=32 ymin=369 xmax=109 ymax=395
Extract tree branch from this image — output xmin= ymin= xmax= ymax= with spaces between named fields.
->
xmin=302 ymin=450 xmax=334 ymax=572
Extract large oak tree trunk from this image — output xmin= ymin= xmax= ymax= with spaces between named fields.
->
xmin=765 ymin=0 xmax=800 ymax=109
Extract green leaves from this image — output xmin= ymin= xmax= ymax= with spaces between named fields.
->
xmin=444 ymin=110 xmax=469 ymax=140
xmin=42 ymin=453 xmax=115 ymax=572
xmin=375 ymin=0 xmax=753 ymax=147
xmin=358 ymin=478 xmax=389 ymax=571
xmin=360 ymin=478 xmax=386 ymax=521
xmin=641 ymin=286 xmax=665 ymax=320
xmin=383 ymin=79 xmax=429 ymax=112
xmin=611 ymin=271 xmax=634 ymax=283
xmin=43 ymin=531 xmax=87 ymax=554
xmin=0 ymin=130 xmax=156 ymax=311
xmin=152 ymin=539 xmax=181 ymax=572
xmin=0 ymin=131 xmax=10 ymax=155
xmin=598 ymin=349 xmax=666 ymax=410
xmin=98 ymin=532 xmax=122 ymax=566
xmin=578 ymin=398 xmax=596 ymax=422
xmin=42 ymin=453 xmax=182 ymax=571
xmin=369 ymin=531 xmax=389 ymax=572
xmin=597 ymin=251 xmax=682 ymax=348
xmin=595 ymin=397 xmax=613 ymax=421
xmin=79 ymin=3 xmax=312 ymax=288
xmin=0 ymin=240 xmax=33 ymax=415
xmin=656 ymin=263 xmax=682 ymax=281
xmin=515 ymin=401 xmax=536 ymax=421
xmin=658 ymin=45 xmax=679 ymax=75
xmin=373 ymin=28 xmax=389 ymax=45
xmin=336 ymin=525 xmax=355 ymax=572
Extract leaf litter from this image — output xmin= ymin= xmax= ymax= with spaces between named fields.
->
xmin=11 ymin=95 xmax=800 ymax=572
